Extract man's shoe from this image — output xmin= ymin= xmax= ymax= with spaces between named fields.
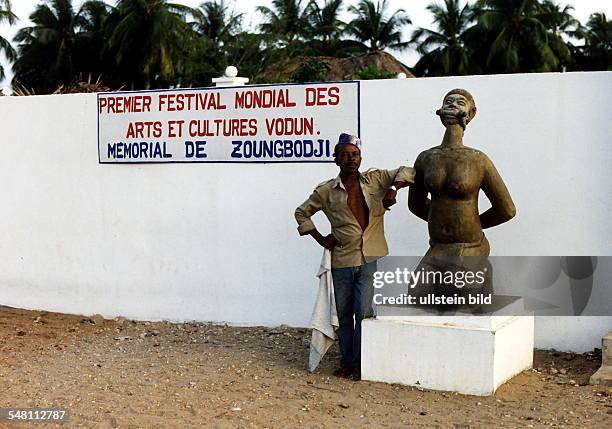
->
xmin=349 ymin=368 xmax=361 ymax=381
xmin=333 ymin=367 xmax=353 ymax=378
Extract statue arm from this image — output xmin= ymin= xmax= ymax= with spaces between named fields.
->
xmin=480 ymin=157 xmax=516 ymax=229
xmin=408 ymin=154 xmax=430 ymax=222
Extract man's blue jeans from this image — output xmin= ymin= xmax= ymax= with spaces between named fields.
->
xmin=331 ymin=261 xmax=377 ymax=369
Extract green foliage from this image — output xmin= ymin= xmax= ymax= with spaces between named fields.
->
xmin=180 ymin=1 xmax=245 ymax=87
xmin=473 ymin=0 xmax=573 ymax=73
xmin=106 ymin=0 xmax=199 ymax=89
xmin=11 ymin=0 xmax=201 ymax=92
xmin=572 ymin=12 xmax=612 ymax=71
xmin=305 ymin=0 xmax=353 ymax=56
xmin=1 ymin=0 xmax=610 ymax=92
xmin=0 ymin=0 xmax=17 ymax=80
xmin=290 ymin=58 xmax=331 ymax=82
xmin=226 ymin=32 xmax=274 ymax=82
xmin=257 ymin=0 xmax=311 ymax=47
xmin=193 ymin=0 xmax=243 ymax=46
xmin=12 ymin=0 xmax=81 ymax=92
xmin=347 ymin=0 xmax=411 ymax=51
xmin=411 ymin=0 xmax=475 ymax=76
xmin=349 ymin=64 xmax=395 ymax=80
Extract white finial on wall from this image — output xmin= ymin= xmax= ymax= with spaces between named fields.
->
xmin=225 ymin=66 xmax=238 ymax=78
xmin=213 ymin=66 xmax=249 ymax=87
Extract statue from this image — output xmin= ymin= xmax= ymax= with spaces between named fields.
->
xmin=408 ymin=89 xmax=516 ymax=306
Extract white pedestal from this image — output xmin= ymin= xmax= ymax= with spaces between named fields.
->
xmin=362 ymin=311 xmax=534 ymax=396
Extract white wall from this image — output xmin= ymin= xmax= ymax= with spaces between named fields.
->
xmin=0 ymin=72 xmax=610 ymax=352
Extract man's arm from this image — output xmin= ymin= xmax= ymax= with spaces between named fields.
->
xmin=295 ymin=188 xmax=342 ymax=250
xmin=307 ymin=229 xmax=342 ymax=250
xmin=377 ymin=166 xmax=416 ymax=210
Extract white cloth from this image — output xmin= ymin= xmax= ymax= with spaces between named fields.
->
xmin=308 ymin=249 xmax=338 ymax=372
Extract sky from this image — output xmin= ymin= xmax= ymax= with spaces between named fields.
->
xmin=1 ymin=0 xmax=611 ymax=92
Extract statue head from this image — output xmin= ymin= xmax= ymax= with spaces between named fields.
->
xmin=436 ymin=89 xmax=477 ymax=129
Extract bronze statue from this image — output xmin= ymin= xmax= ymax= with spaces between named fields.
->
xmin=408 ymin=89 xmax=516 ymax=304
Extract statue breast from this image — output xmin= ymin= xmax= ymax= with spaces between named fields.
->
xmin=423 ymin=149 xmax=483 ymax=199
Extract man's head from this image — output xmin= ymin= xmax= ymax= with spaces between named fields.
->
xmin=334 ymin=133 xmax=362 ymax=174
xmin=436 ymin=88 xmax=477 ymax=129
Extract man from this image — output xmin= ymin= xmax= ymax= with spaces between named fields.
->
xmin=295 ymin=133 xmax=414 ymax=379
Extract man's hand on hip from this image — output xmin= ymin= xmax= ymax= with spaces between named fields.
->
xmin=318 ymin=233 xmax=342 ymax=250
xmin=309 ymin=229 xmax=342 ymax=250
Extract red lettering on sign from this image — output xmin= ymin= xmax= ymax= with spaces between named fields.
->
xmin=99 ymin=95 xmax=152 ymax=114
xmin=328 ymin=87 xmax=340 ymax=105
xmin=158 ymin=92 xmax=227 ymax=111
xmin=305 ymin=87 xmax=340 ymax=106
xmin=187 ymin=119 xmax=258 ymax=138
xmin=235 ymin=89 xmax=296 ymax=109
xmin=125 ymin=121 xmax=163 ymax=138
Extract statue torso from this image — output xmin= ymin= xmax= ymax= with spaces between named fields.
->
xmin=422 ymin=147 xmax=484 ymax=199
xmin=418 ymin=146 xmax=487 ymax=243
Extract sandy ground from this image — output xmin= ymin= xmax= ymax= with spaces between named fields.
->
xmin=0 ymin=306 xmax=610 ymax=428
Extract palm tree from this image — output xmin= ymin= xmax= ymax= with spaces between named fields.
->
xmin=179 ymin=1 xmax=243 ymax=87
xmin=107 ymin=0 xmax=199 ymax=89
xmin=257 ymin=0 xmax=311 ymax=47
xmin=74 ymin=1 xmax=114 ymax=79
xmin=474 ymin=0 xmax=572 ymax=73
xmin=305 ymin=0 xmax=363 ymax=56
xmin=0 ymin=0 xmax=17 ymax=81
xmin=192 ymin=0 xmax=243 ymax=48
xmin=573 ymin=12 xmax=612 ymax=71
xmin=538 ymin=0 xmax=579 ymax=70
xmin=347 ymin=0 xmax=411 ymax=52
xmin=225 ymin=32 xmax=273 ymax=82
xmin=411 ymin=0 xmax=475 ymax=76
xmin=306 ymin=0 xmax=345 ymax=46
xmin=12 ymin=0 xmax=80 ymax=92
xmin=539 ymin=0 xmax=579 ymax=36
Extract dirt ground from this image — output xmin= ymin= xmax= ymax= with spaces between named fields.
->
xmin=0 ymin=306 xmax=610 ymax=428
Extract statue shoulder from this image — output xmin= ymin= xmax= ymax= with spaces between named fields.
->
xmin=463 ymin=146 xmax=493 ymax=163
xmin=415 ymin=147 xmax=438 ymax=164
xmin=462 ymin=146 xmax=486 ymax=156
xmin=421 ymin=146 xmax=443 ymax=156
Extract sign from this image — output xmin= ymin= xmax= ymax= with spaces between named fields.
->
xmin=97 ymin=82 xmax=360 ymax=164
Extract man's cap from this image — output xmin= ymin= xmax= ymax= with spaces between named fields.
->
xmin=337 ymin=133 xmax=361 ymax=149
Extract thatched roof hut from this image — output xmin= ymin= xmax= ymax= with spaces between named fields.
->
xmin=261 ymin=51 xmax=415 ymax=83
